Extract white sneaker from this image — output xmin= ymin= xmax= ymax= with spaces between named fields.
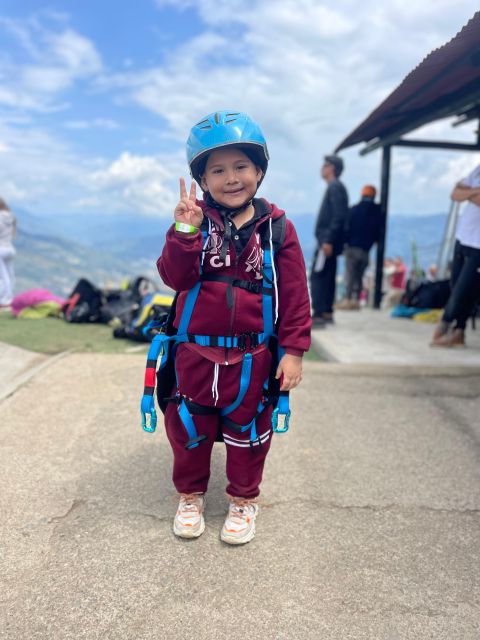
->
xmin=173 ymin=493 xmax=206 ymax=538
xmin=220 ymin=498 xmax=259 ymax=545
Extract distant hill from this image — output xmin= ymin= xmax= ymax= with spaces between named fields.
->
xmin=13 ymin=208 xmax=449 ymax=296
xmin=384 ymin=213 xmax=447 ymax=269
xmin=14 ymin=229 xmax=158 ymax=296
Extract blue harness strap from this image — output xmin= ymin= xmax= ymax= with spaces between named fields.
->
xmin=141 ymin=332 xmax=174 ymax=432
xmin=262 ymin=247 xmax=274 ymax=339
xmin=272 ymin=392 xmax=290 ymax=433
xmin=177 ymin=281 xmax=201 ymax=336
xmin=272 ymin=343 xmax=290 ymax=432
xmin=140 ymin=216 xmax=292 ymax=443
xmin=178 ymin=399 xmax=208 ymax=449
xmin=220 ymin=352 xmax=253 ymax=417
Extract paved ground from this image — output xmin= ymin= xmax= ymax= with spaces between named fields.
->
xmin=312 ymin=308 xmax=480 ymax=366
xmin=1 ymin=345 xmax=479 ymax=639
xmin=0 ymin=342 xmax=49 ymax=401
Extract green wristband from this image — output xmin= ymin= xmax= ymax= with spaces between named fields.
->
xmin=175 ymin=221 xmax=199 ymax=234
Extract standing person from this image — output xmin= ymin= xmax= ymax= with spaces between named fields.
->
xmin=311 ymin=155 xmax=349 ymax=327
xmin=336 ymin=185 xmax=381 ymax=310
xmin=384 ymin=255 xmax=407 ymax=307
xmin=156 ymin=111 xmax=311 ymax=544
xmin=0 ymin=198 xmax=16 ymax=308
xmin=431 ymin=164 xmax=480 ymax=348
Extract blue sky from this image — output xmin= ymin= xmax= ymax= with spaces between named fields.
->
xmin=1 ymin=0 xmax=480 ymax=220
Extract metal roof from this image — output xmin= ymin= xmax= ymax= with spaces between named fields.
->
xmin=336 ymin=12 xmax=480 ymax=153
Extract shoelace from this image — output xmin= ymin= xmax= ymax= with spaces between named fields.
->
xmin=228 ymin=500 xmax=255 ymax=523
xmin=179 ymin=494 xmax=202 ymax=514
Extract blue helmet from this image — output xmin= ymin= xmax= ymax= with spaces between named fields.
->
xmin=186 ymin=110 xmax=269 ymax=185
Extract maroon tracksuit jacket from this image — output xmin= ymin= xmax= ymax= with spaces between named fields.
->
xmin=157 ymin=197 xmax=311 ymax=498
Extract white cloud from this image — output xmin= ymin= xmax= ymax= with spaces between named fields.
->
xmin=86 ymin=151 xmax=184 ymax=215
xmin=0 ymin=18 xmax=102 ymax=111
xmin=107 ymin=0 xmax=479 ymax=215
xmin=437 ymin=154 xmax=480 ymax=189
xmin=2 ymin=181 xmax=28 ymax=202
xmin=64 ymin=118 xmax=120 ymax=130
xmin=72 ymin=196 xmax=101 ymax=208
xmin=46 ymin=28 xmax=102 ymax=75
xmin=0 ymin=120 xmax=182 ymax=217
xmin=2 ymin=1 xmax=480 ymax=221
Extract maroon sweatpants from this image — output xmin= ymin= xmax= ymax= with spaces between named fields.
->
xmin=164 ymin=345 xmax=273 ymax=499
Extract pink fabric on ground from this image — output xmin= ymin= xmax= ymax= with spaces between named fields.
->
xmin=11 ymin=289 xmax=66 ymax=317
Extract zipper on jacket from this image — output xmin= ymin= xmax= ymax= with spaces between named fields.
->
xmin=229 ymin=255 xmax=239 ymax=338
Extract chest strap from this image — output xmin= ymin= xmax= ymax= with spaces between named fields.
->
xmin=179 ymin=331 xmax=265 ymax=351
xmin=200 ymin=274 xmax=272 ymax=295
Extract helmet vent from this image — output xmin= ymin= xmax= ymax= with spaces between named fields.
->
xmin=196 ymin=119 xmax=212 ymax=129
xmin=214 ymin=112 xmax=220 ymax=124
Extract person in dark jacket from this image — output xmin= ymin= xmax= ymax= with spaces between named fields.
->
xmin=336 ymin=185 xmax=382 ymax=310
xmin=157 ymin=110 xmax=311 ymax=545
xmin=310 ymin=154 xmax=349 ymax=326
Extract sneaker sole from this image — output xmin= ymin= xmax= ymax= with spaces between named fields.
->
xmin=220 ymin=523 xmax=256 ymax=545
xmin=173 ymin=516 xmax=205 ymax=539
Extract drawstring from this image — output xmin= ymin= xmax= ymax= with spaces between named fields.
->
xmin=211 ymin=363 xmax=219 ymax=405
xmin=269 ymin=217 xmax=279 ymax=324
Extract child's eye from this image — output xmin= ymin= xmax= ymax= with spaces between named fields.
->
xmin=212 ymin=168 xmax=223 ymax=174
xmin=236 ymin=164 xmax=247 ymax=170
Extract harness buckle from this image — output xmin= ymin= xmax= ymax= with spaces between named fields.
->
xmin=272 ymin=408 xmax=290 ymax=433
xmin=141 ymin=407 xmax=157 ymax=433
xmin=185 ymin=434 xmax=208 ymax=449
xmin=237 ymin=334 xmax=247 ymax=351
xmin=249 ymin=332 xmax=259 ymax=349
xmin=246 ymin=281 xmax=261 ymax=294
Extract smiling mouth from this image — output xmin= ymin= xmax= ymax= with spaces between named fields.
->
xmin=224 ymin=188 xmax=244 ymax=195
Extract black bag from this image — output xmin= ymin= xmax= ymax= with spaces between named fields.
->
xmin=113 ymin=293 xmax=172 ymax=342
xmin=402 ymin=279 xmax=450 ymax=309
xmin=62 ymin=278 xmax=106 ymax=323
xmin=155 ymin=293 xmax=178 ymax=414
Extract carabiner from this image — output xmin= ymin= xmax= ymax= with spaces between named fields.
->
xmin=141 ymin=407 xmax=157 ymax=433
xmin=272 ymin=408 xmax=290 ymax=433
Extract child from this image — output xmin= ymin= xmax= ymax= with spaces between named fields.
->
xmin=157 ymin=110 xmax=311 ymax=544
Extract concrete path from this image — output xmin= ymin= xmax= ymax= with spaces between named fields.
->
xmin=0 ymin=341 xmax=72 ymax=402
xmin=312 ymin=308 xmax=480 ymax=366
xmin=0 ymin=342 xmax=48 ymax=400
xmin=1 ymin=351 xmax=479 ymax=639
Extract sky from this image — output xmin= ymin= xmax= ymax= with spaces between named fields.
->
xmin=1 ymin=0 xmax=479 ymax=221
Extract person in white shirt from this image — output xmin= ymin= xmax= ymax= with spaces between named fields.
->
xmin=431 ymin=164 xmax=480 ymax=347
xmin=0 ymin=198 xmax=16 ymax=307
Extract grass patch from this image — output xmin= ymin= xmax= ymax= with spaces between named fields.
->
xmin=304 ymin=346 xmax=322 ymax=361
xmin=0 ymin=310 xmax=147 ymax=354
xmin=0 ymin=310 xmax=323 ymax=359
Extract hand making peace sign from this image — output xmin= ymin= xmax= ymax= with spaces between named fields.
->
xmin=174 ymin=178 xmax=204 ymax=229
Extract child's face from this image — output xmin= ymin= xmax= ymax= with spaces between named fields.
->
xmin=200 ymin=147 xmax=262 ymax=208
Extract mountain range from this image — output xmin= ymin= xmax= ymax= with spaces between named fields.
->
xmin=13 ymin=207 xmax=448 ymax=297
